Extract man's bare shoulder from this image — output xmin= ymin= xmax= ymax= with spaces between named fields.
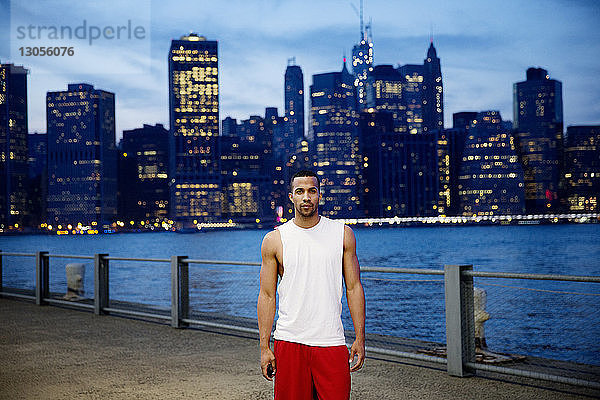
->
xmin=343 ymin=225 xmax=356 ymax=245
xmin=261 ymin=229 xmax=282 ymax=253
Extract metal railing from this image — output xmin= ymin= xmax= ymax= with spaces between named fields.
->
xmin=0 ymin=250 xmax=598 ymax=390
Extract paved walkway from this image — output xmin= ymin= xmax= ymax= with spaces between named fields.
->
xmin=0 ymin=298 xmax=597 ymax=399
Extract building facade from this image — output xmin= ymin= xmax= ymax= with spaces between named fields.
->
xmin=422 ymin=42 xmax=444 ymax=133
xmin=119 ymin=124 xmax=170 ymax=222
xmin=46 ymin=83 xmax=117 ymax=228
xmin=360 ymin=110 xmax=439 ymax=217
xmin=0 ymin=64 xmax=29 ymax=230
xmin=397 ymin=64 xmax=425 ymax=135
xmin=352 ymin=26 xmax=374 ymax=110
xmin=458 ymin=111 xmax=525 ymax=216
xmin=284 ymin=62 xmax=305 ymax=143
xmin=365 ymin=65 xmax=406 ymax=133
xmin=562 ymin=125 xmax=600 ymax=212
xmin=169 ymin=34 xmax=221 ymax=227
xmin=310 ymin=61 xmax=362 ymax=218
xmin=513 ymin=67 xmax=563 ymax=213
xmin=27 ymin=132 xmax=47 ymax=227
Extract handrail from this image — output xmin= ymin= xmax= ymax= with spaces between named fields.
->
xmin=361 ymin=266 xmax=444 ymax=275
xmin=48 ymin=254 xmax=95 ymax=260
xmin=463 ymin=270 xmax=600 ymax=283
xmin=184 ymin=258 xmax=261 ymax=266
xmin=104 ymin=257 xmax=170 ymax=262
xmin=1 ymin=252 xmax=36 ymax=257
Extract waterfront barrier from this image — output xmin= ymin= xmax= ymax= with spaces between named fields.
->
xmin=1 ymin=250 xmax=599 ymax=390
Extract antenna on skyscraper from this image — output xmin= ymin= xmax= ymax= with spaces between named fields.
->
xmin=366 ymin=17 xmax=373 ymax=42
xmin=429 ymin=23 xmax=434 ymax=43
xmin=360 ymin=0 xmax=364 ymax=40
xmin=349 ymin=1 xmax=365 ymax=41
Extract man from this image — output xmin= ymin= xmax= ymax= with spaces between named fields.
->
xmin=257 ymin=170 xmax=366 ymax=399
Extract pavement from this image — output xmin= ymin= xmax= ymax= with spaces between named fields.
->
xmin=0 ymin=297 xmax=598 ymax=399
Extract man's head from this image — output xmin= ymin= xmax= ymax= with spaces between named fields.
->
xmin=289 ymin=170 xmax=321 ymax=218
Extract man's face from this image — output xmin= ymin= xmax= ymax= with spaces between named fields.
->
xmin=289 ymin=176 xmax=321 ymax=218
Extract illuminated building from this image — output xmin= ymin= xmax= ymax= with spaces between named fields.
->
xmin=397 ymin=64 xmax=425 ymax=135
xmin=119 ymin=124 xmax=169 ymax=221
xmin=422 ymin=42 xmax=444 ymax=132
xmin=365 ymin=65 xmax=406 ymax=133
xmin=453 ymin=112 xmax=478 ymax=132
xmin=513 ymin=67 xmax=563 ymax=213
xmin=458 ymin=111 xmax=525 ymax=216
xmin=360 ymin=110 xmax=438 ymax=217
xmin=351 ymin=12 xmax=373 ymax=110
xmin=219 ymin=135 xmax=271 ymax=222
xmin=169 ymin=34 xmax=221 ymax=227
xmin=0 ymin=63 xmax=29 ymax=230
xmin=27 ymin=132 xmax=47 ymax=227
xmin=284 ymin=61 xmax=305 ymax=142
xmin=432 ymin=113 xmax=478 ymax=216
xmin=46 ymin=83 xmax=117 ymax=227
xmin=436 ymin=128 xmax=467 ymax=216
xmin=562 ymin=125 xmax=600 ymax=212
xmin=310 ymin=60 xmax=362 ymax=218
xmin=239 ymin=115 xmax=265 ymax=142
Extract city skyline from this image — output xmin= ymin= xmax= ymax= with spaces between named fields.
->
xmin=1 ymin=0 xmax=599 ymax=139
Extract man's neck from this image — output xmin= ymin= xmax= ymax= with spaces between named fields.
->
xmin=293 ymin=214 xmax=321 ymax=229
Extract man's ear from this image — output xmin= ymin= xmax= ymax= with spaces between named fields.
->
xmin=288 ymin=192 xmax=293 ymax=202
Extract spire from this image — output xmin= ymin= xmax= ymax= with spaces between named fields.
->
xmin=342 ymin=54 xmax=349 ymax=75
xmin=427 ymin=41 xmax=437 ymax=59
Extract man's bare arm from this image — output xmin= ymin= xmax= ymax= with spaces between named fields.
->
xmin=257 ymin=230 xmax=280 ymax=380
xmin=342 ymin=225 xmax=366 ymax=372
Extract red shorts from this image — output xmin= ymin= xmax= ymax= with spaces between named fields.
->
xmin=273 ymin=340 xmax=350 ymax=400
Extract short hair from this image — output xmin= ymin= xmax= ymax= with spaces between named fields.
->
xmin=290 ymin=170 xmax=320 ymax=191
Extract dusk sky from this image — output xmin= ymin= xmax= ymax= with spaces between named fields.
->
xmin=1 ymin=0 xmax=599 ymax=140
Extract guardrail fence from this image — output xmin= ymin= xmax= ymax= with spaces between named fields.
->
xmin=1 ymin=250 xmax=599 ymax=390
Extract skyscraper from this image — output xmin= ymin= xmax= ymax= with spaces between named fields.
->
xmin=46 ymin=83 xmax=117 ymax=228
xmin=453 ymin=112 xmax=478 ymax=131
xmin=422 ymin=41 xmax=444 ymax=132
xmin=351 ymin=0 xmax=373 ymax=110
xmin=27 ymin=132 xmax=47 ymax=228
xmin=169 ymin=34 xmax=221 ymax=227
xmin=311 ymin=60 xmax=361 ymax=218
xmin=458 ymin=111 xmax=525 ymax=216
xmin=513 ymin=67 xmax=563 ymax=213
xmin=0 ymin=63 xmax=29 ymax=230
xmin=397 ymin=64 xmax=425 ymax=135
xmin=562 ymin=125 xmax=600 ymax=212
xmin=284 ymin=60 xmax=304 ymax=143
xmin=360 ymin=110 xmax=438 ymax=217
xmin=119 ymin=124 xmax=170 ymax=222
xmin=365 ymin=65 xmax=405 ymax=132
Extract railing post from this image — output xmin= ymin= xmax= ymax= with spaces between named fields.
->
xmin=35 ymin=251 xmax=49 ymax=305
xmin=444 ymin=264 xmax=476 ymax=377
xmin=171 ymin=255 xmax=189 ymax=328
xmin=94 ymin=253 xmax=109 ymax=315
xmin=0 ymin=250 xmax=3 ymax=295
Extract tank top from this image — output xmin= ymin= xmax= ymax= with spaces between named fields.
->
xmin=273 ymin=216 xmax=346 ymax=346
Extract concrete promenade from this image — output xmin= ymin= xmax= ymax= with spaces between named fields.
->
xmin=0 ymin=298 xmax=597 ymax=399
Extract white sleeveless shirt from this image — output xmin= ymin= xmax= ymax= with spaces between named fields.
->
xmin=273 ymin=216 xmax=346 ymax=346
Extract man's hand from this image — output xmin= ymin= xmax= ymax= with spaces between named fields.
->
xmin=349 ymin=338 xmax=365 ymax=372
xmin=261 ymin=346 xmax=276 ymax=381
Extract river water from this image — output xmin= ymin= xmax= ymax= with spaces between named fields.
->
xmin=1 ymin=224 xmax=599 ymax=365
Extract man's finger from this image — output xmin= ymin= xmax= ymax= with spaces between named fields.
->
xmin=350 ymin=352 xmax=365 ymax=372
